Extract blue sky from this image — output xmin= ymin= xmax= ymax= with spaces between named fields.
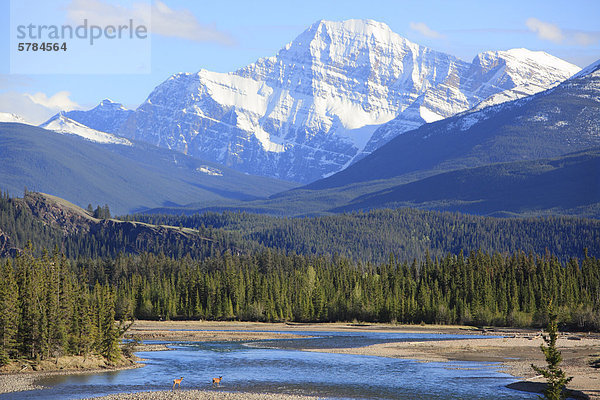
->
xmin=1 ymin=0 xmax=599 ymax=123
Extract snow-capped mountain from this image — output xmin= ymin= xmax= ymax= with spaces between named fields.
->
xmin=308 ymin=57 xmax=600 ymax=191
xmin=59 ymin=99 xmax=133 ymax=134
xmin=358 ymin=48 xmax=581 ymax=158
xmin=40 ymin=114 xmax=132 ymax=146
xmin=62 ymin=19 xmax=580 ymax=182
xmin=0 ymin=112 xmax=28 ymax=124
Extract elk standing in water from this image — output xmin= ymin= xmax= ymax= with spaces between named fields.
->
xmin=173 ymin=377 xmax=183 ymax=389
xmin=212 ymin=376 xmax=223 ymax=387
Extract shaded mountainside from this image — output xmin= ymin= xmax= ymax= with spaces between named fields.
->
xmin=147 ymin=58 xmax=600 ymax=218
xmin=0 ymin=122 xmax=295 ymax=215
xmin=146 ymin=148 xmax=600 ymax=219
xmin=331 ymin=148 xmax=600 ymax=218
xmin=0 ymin=192 xmax=252 ymax=259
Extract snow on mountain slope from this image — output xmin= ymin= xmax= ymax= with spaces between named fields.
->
xmin=303 ymin=57 xmax=600 ymax=197
xmin=361 ymin=48 xmax=581 ymax=159
xmin=58 ymin=99 xmax=133 ymax=134
xmin=40 ymin=114 xmax=132 ymax=146
xmin=0 ymin=112 xmax=28 ymax=124
xmin=571 ymin=58 xmax=600 ymax=80
xmin=62 ymin=19 xmax=580 ymax=183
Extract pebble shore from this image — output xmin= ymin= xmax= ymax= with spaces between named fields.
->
xmin=85 ymin=390 xmax=318 ymax=400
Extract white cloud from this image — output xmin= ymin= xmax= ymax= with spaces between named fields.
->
xmin=151 ymin=1 xmax=234 ymax=44
xmin=66 ymin=0 xmax=234 ymax=45
xmin=572 ymin=31 xmax=600 ymax=46
xmin=26 ymin=91 xmax=80 ymax=111
xmin=526 ymin=18 xmax=600 ymax=47
xmin=409 ymin=22 xmax=444 ymax=39
xmin=526 ymin=18 xmax=564 ymax=43
xmin=0 ymin=91 xmax=81 ymax=125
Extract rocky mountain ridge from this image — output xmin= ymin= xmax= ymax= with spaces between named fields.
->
xmin=49 ymin=19 xmax=580 ymax=182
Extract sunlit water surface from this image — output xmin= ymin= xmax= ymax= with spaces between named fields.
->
xmin=0 ymin=331 xmax=536 ymax=400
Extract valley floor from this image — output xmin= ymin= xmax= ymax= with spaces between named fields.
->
xmin=2 ymin=321 xmax=599 ymax=399
xmin=119 ymin=320 xmax=600 ymax=400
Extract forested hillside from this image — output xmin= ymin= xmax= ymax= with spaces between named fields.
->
xmin=1 ymin=190 xmax=599 ymax=370
xmin=0 ymin=191 xmax=258 ymax=259
xmin=131 ymin=209 xmax=600 ymax=263
xmin=4 ymin=191 xmax=599 ymax=263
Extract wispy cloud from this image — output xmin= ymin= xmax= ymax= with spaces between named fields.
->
xmin=0 ymin=91 xmax=81 ymax=124
xmin=526 ymin=18 xmax=600 ymax=47
xmin=409 ymin=22 xmax=444 ymax=39
xmin=26 ymin=91 xmax=80 ymax=111
xmin=525 ymin=18 xmax=564 ymax=43
xmin=571 ymin=31 xmax=600 ymax=46
xmin=66 ymin=0 xmax=235 ymax=45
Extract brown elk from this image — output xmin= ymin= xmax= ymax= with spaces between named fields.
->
xmin=173 ymin=377 xmax=183 ymax=389
xmin=212 ymin=376 xmax=223 ymax=387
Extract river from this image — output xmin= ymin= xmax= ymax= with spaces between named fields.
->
xmin=0 ymin=331 xmax=536 ymax=399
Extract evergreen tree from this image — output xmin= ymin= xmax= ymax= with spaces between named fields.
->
xmin=97 ymin=285 xmax=121 ymax=363
xmin=0 ymin=260 xmax=19 ymax=365
xmin=531 ymin=303 xmax=573 ymax=400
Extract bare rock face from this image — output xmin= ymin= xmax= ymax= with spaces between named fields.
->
xmin=56 ymin=20 xmax=580 ymax=183
xmin=11 ymin=192 xmax=215 ymax=256
xmin=17 ymin=192 xmax=95 ymax=235
xmin=0 ymin=228 xmax=12 ymax=256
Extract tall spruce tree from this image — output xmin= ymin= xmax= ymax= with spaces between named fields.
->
xmin=0 ymin=260 xmax=19 ymax=365
xmin=97 ymin=285 xmax=121 ymax=363
xmin=531 ymin=302 xmax=573 ymax=400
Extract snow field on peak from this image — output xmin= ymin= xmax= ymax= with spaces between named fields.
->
xmin=40 ymin=115 xmax=132 ymax=146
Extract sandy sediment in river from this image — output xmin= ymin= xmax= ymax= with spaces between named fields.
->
xmin=85 ymin=390 xmax=318 ymax=400
xmin=304 ymin=335 xmax=600 ymax=399
xmin=3 ymin=322 xmax=599 ymax=399
xmin=124 ymin=320 xmax=478 ymax=341
xmin=124 ymin=321 xmax=312 ymax=342
xmin=0 ymin=361 xmax=142 ymax=394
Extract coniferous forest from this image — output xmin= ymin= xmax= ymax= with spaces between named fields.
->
xmin=1 ymin=191 xmax=599 ymax=367
xmin=0 ymin=247 xmax=125 ymax=366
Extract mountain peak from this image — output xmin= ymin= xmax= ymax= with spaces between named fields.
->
xmin=54 ymin=20 xmax=582 ymax=183
xmin=287 ymin=18 xmax=413 ymax=54
xmin=312 ymin=18 xmax=395 ymax=36
xmin=98 ymin=98 xmax=128 ymax=110
xmin=473 ymin=48 xmax=579 ymax=73
xmin=40 ymin=114 xmax=132 ymax=146
xmin=0 ymin=112 xmax=28 ymax=124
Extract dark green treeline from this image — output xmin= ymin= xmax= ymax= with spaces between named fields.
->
xmin=3 ymin=191 xmax=600 ymax=263
xmin=131 ymin=210 xmax=600 ymax=264
xmin=0 ymin=246 xmax=124 ymax=366
xmin=86 ymin=249 xmax=600 ymax=330
xmin=2 ymin=247 xmax=599 ymax=366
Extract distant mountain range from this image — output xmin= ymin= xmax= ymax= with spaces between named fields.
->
xmin=49 ymin=19 xmax=579 ymax=183
xmin=0 ymin=122 xmax=295 ymax=214
xmin=1 ymin=20 xmax=596 ymax=219
xmin=145 ymin=58 xmax=600 ymax=218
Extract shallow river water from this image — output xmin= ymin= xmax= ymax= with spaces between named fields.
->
xmin=0 ymin=331 xmax=537 ymax=400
